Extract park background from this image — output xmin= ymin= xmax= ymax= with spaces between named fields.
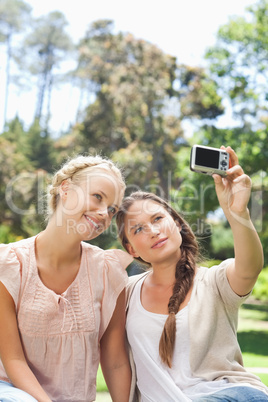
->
xmin=0 ymin=0 xmax=267 ymax=395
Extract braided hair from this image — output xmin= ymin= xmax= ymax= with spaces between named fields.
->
xmin=116 ymin=191 xmax=200 ymax=368
xmin=47 ymin=155 xmax=125 ymax=219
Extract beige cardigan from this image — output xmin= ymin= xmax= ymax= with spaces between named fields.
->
xmin=126 ymin=260 xmax=268 ymax=401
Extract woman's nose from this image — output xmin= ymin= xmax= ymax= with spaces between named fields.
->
xmin=96 ymin=206 xmax=109 ymax=218
xmin=149 ymin=224 xmax=160 ymax=236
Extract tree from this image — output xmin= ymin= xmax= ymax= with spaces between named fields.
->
xmin=177 ymin=65 xmax=224 ymax=120
xmin=20 ymin=11 xmax=73 ymax=127
xmin=205 ymin=0 xmax=268 ymax=127
xmin=0 ymin=130 xmax=32 ymax=236
xmin=74 ymin=20 xmax=223 ymax=195
xmin=0 ymin=119 xmax=52 ymax=240
xmin=203 ymin=0 xmax=268 ymax=261
xmin=0 ymin=0 xmax=31 ymax=127
xmin=25 ymin=119 xmax=56 ymax=172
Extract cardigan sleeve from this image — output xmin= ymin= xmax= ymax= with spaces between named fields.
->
xmin=209 ymin=259 xmax=252 ymax=308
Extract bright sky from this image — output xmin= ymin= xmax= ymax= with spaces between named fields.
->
xmin=0 ymin=0 xmax=257 ymax=134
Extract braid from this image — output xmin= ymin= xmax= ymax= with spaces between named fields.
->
xmin=159 ymin=246 xmax=195 ymax=368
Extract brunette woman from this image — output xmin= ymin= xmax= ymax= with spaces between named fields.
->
xmin=116 ymin=147 xmax=268 ymax=402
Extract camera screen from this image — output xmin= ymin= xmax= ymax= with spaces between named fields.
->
xmin=195 ymin=148 xmax=219 ymax=168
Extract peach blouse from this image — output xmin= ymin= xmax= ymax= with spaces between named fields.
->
xmin=0 ymin=236 xmax=133 ymax=402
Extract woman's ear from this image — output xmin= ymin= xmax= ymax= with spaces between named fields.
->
xmin=126 ymin=243 xmax=140 ymax=258
xmin=175 ymin=220 xmax=182 ymax=232
xmin=59 ymin=180 xmax=70 ymax=200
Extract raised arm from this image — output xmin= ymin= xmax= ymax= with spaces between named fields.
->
xmin=0 ymin=282 xmax=52 ymax=402
xmin=100 ymin=289 xmax=131 ymax=402
xmin=213 ymin=146 xmax=264 ymax=296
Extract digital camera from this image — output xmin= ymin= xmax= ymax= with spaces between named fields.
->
xmin=190 ymin=145 xmax=229 ymax=176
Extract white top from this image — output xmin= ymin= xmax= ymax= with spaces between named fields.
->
xmin=126 ymin=276 xmax=239 ymax=402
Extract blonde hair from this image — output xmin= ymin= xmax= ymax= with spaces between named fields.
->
xmin=47 ymin=154 xmax=125 ymax=219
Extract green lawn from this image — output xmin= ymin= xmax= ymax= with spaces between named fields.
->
xmin=238 ymin=301 xmax=268 ymax=386
xmin=97 ymin=366 xmax=108 ymax=392
xmin=97 ymin=300 xmax=268 ymax=392
xmin=258 ymin=373 xmax=268 ymax=386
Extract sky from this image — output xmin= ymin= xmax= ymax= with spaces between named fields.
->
xmin=0 ymin=0 xmax=258 ymax=135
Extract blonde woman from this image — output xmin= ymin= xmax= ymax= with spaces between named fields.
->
xmin=116 ymin=147 xmax=268 ymax=402
xmin=0 ymin=155 xmax=133 ymax=402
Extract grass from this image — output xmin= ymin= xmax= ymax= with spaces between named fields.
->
xmin=96 ymin=299 xmax=268 ymax=392
xmin=237 ymin=300 xmax=268 ymax=385
xmin=97 ymin=366 xmax=108 ymax=392
xmin=258 ymin=374 xmax=268 ymax=385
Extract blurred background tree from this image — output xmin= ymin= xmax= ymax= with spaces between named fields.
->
xmin=0 ymin=0 xmax=32 ymax=127
xmin=0 ymin=0 xmax=267 ymax=269
xmin=18 ymin=11 xmax=74 ymax=127
xmin=73 ymin=20 xmax=223 ymax=195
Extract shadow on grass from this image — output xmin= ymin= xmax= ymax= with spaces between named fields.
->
xmin=242 ymin=302 xmax=268 ymax=315
xmin=238 ymin=330 xmax=268 ymax=355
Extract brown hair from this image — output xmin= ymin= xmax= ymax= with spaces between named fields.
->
xmin=116 ymin=191 xmax=200 ymax=368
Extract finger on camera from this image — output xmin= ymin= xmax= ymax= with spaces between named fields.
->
xmin=220 ymin=145 xmax=238 ymax=167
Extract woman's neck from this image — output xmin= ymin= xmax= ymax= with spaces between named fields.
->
xmin=36 ymin=221 xmax=82 ymax=270
xmin=149 ymin=250 xmax=181 ymax=285
xmin=149 ymin=262 xmax=177 ymax=286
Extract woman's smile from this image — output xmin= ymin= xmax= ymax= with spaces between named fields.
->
xmin=84 ymin=215 xmax=100 ymax=229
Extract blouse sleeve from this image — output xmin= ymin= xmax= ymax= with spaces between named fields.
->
xmin=99 ymin=249 xmax=133 ymax=338
xmin=0 ymin=244 xmax=21 ymax=308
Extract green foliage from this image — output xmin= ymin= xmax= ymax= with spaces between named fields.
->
xmin=96 ymin=365 xmax=108 ymax=392
xmin=238 ymin=330 xmax=268 ymax=364
xmin=199 ymin=261 xmax=268 ymax=301
xmin=178 ymin=65 xmax=224 ymax=119
xmin=73 ymin=20 xmax=222 ymax=196
xmin=26 ymin=119 xmax=56 ymax=172
xmin=210 ymin=224 xmax=234 ymax=260
xmin=252 ymin=267 xmax=268 ymax=300
xmin=0 ymin=0 xmax=32 ymax=126
xmin=18 ymin=10 xmax=73 ymax=121
xmin=89 ymin=220 xmax=121 ymax=250
xmin=186 ymin=124 xmax=268 ymax=262
xmin=200 ymin=259 xmax=223 ymax=268
xmin=0 ymin=117 xmax=53 ymax=240
xmin=257 ymin=373 xmax=268 ymax=386
xmin=0 ymin=0 xmax=31 ymax=35
xmin=0 ymin=5 xmax=268 ymax=261
xmin=206 ymin=0 xmax=268 ymax=123
xmin=75 ymin=22 xmax=182 ymax=194
xmin=0 ymin=224 xmax=23 ymax=243
xmin=238 ymin=301 xmax=268 ymax=379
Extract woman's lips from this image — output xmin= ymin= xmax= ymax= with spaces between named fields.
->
xmin=84 ymin=215 xmax=100 ymax=229
xmin=151 ymin=238 xmax=168 ymax=249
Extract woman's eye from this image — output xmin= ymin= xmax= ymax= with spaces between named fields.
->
xmin=154 ymin=216 xmax=163 ymax=222
xmin=108 ymin=206 xmax=116 ymax=216
xmin=134 ymin=226 xmax=142 ymax=235
xmin=93 ymin=194 xmax=102 ymax=201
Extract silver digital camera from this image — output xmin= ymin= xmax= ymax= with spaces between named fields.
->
xmin=190 ymin=145 xmax=229 ymax=176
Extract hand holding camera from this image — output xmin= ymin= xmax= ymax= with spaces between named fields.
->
xmin=190 ymin=144 xmax=230 ymax=176
xmin=190 ymin=145 xmax=252 ymax=220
